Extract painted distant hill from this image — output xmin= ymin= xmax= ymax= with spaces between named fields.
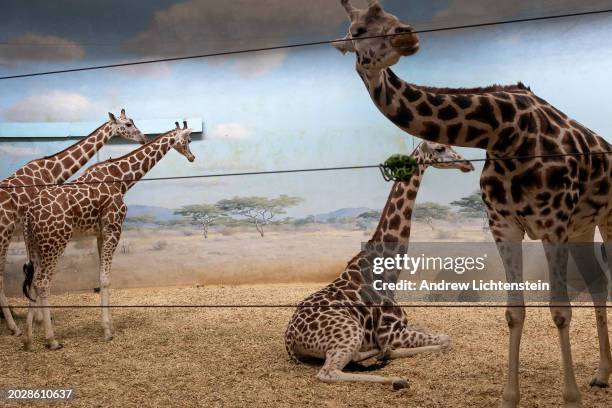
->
xmin=314 ymin=207 xmax=372 ymax=221
xmin=126 ymin=205 xmax=180 ymax=221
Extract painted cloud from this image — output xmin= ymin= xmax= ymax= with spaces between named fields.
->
xmin=0 ymin=32 xmax=84 ymax=66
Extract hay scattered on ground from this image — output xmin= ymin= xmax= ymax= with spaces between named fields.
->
xmin=0 ymin=285 xmax=610 ymax=407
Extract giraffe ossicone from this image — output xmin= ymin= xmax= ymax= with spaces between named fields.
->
xmin=21 ymin=122 xmax=195 ymax=350
xmin=285 ymin=141 xmax=473 ymax=388
xmin=335 ymin=1 xmax=612 ymax=405
xmin=0 ymin=109 xmax=145 ymax=337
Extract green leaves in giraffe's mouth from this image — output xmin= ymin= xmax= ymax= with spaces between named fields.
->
xmin=379 ymin=154 xmax=417 ymax=182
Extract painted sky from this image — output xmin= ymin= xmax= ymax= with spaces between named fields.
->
xmin=1 ymin=0 xmax=612 ymax=217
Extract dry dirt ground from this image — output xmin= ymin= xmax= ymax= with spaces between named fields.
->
xmin=1 ymin=285 xmax=610 ymax=408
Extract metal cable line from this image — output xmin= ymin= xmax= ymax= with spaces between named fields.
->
xmin=0 ymin=9 xmax=611 ymax=80
xmin=1 ymin=150 xmax=612 ymax=189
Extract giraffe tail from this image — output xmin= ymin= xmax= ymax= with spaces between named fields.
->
xmin=22 ymin=261 xmax=35 ymax=302
xmin=22 ymin=213 xmax=36 ymax=302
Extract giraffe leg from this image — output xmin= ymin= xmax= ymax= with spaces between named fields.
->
xmin=98 ymin=206 xmax=124 ymax=341
xmin=28 ymin=227 xmax=69 ymax=350
xmin=34 ymin=297 xmax=44 ymax=325
xmin=351 ymin=348 xmax=382 ymax=362
xmin=378 ymin=324 xmax=452 ymax=361
xmin=588 ymin=228 xmax=612 ymax=388
xmin=493 ymin=225 xmax=525 ymax=408
xmin=22 ymin=298 xmax=36 ymax=351
xmin=317 ymin=347 xmax=409 ymax=390
xmin=543 ymin=241 xmax=582 ymax=407
xmin=0 ymin=222 xmax=21 ymax=336
xmin=33 ymin=284 xmax=62 ymax=350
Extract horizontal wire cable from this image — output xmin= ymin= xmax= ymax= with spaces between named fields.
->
xmin=1 ymin=150 xmax=612 ymax=189
xmin=1 ymin=9 xmax=611 ymax=80
xmin=5 ymin=304 xmax=609 ymax=309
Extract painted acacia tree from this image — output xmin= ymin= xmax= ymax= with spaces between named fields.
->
xmin=413 ymin=202 xmax=451 ymax=230
xmin=356 ymin=210 xmax=382 ymax=231
xmin=451 ymin=190 xmax=489 ymax=230
xmin=174 ymin=204 xmax=222 ymax=239
xmin=216 ymin=195 xmax=303 ymax=237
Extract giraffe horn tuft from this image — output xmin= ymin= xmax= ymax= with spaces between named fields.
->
xmin=183 ymin=120 xmax=188 ymax=130
xmin=340 ymin=0 xmax=357 ymax=20
xmin=175 ymin=121 xmax=180 ymax=130
xmin=120 ymin=108 xmax=126 ymax=118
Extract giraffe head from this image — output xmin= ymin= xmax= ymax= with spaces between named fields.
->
xmin=333 ymin=0 xmax=419 ymax=71
xmin=107 ymin=109 xmax=147 ymax=145
xmin=415 ymin=141 xmax=474 ymax=173
xmin=173 ymin=121 xmax=195 ymax=162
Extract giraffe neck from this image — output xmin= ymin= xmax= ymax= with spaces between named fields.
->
xmin=371 ymin=163 xmax=424 ymax=244
xmin=358 ymin=65 xmax=514 ymax=149
xmin=345 ymin=160 xmax=426 ymax=289
xmin=41 ymin=122 xmax=114 ymax=182
xmin=79 ymin=131 xmax=178 ymax=193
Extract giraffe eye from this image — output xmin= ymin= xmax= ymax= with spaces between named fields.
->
xmin=352 ymin=27 xmax=367 ymax=37
xmin=126 ymin=123 xmax=132 ymax=127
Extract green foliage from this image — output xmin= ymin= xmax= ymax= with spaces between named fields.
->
xmin=357 ymin=210 xmax=382 ymax=220
xmin=451 ymin=190 xmax=487 ymax=218
xmin=380 ymin=154 xmax=417 ymax=182
xmin=293 ymin=215 xmax=315 ymax=226
xmin=125 ymin=215 xmax=157 ymax=224
xmin=414 ymin=202 xmax=452 ymax=221
xmin=174 ymin=204 xmax=223 ymax=239
xmin=214 ymin=195 xmax=303 ymax=237
xmin=174 ymin=204 xmax=221 ymax=219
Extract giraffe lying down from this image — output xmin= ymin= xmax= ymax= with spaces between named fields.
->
xmin=285 ymin=142 xmax=474 ymax=389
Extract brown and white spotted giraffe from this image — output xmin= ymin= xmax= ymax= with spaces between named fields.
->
xmin=334 ymin=1 xmax=611 ymax=406
xmin=21 ymin=122 xmax=195 ymax=350
xmin=0 ymin=109 xmax=146 ymax=336
xmin=285 ymin=141 xmax=474 ymax=389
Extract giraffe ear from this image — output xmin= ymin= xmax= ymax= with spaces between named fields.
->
xmin=367 ymin=0 xmax=383 ymax=17
xmin=108 ymin=112 xmax=117 ymax=123
xmin=340 ymin=0 xmax=358 ymax=21
xmin=332 ymin=34 xmax=355 ymax=54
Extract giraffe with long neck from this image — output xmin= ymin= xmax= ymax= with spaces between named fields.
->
xmin=0 ymin=109 xmax=146 ymax=336
xmin=335 ymin=1 xmax=612 ymax=406
xmin=285 ymin=141 xmax=474 ymax=388
xmin=21 ymin=122 xmax=195 ymax=350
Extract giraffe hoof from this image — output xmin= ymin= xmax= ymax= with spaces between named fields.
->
xmin=589 ymin=379 xmax=609 ymax=388
xmin=103 ymin=333 xmax=114 ymax=342
xmin=23 ymin=342 xmax=33 ymax=352
xmin=11 ymin=328 xmax=22 ymax=337
xmin=46 ymin=341 xmax=63 ymax=351
xmin=438 ymin=334 xmax=452 ymax=351
xmin=392 ymin=379 xmax=409 ymax=390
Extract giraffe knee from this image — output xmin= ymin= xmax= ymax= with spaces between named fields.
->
xmin=505 ymin=309 xmax=525 ymax=328
xmin=100 ymin=277 xmax=111 ymax=289
xmin=316 ymin=368 xmax=334 ymax=383
xmin=551 ymin=308 xmax=571 ymax=329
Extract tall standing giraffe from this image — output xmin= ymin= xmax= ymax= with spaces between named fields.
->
xmin=333 ymin=1 xmax=612 ymax=406
xmin=285 ymin=141 xmax=473 ymax=388
xmin=0 ymin=109 xmax=146 ymax=336
xmin=21 ymin=122 xmax=195 ymax=350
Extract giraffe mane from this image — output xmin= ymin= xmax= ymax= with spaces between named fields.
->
xmin=87 ymin=130 xmax=174 ymax=168
xmin=415 ymin=82 xmax=531 ymax=95
xmin=36 ymin=122 xmax=109 ymax=161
